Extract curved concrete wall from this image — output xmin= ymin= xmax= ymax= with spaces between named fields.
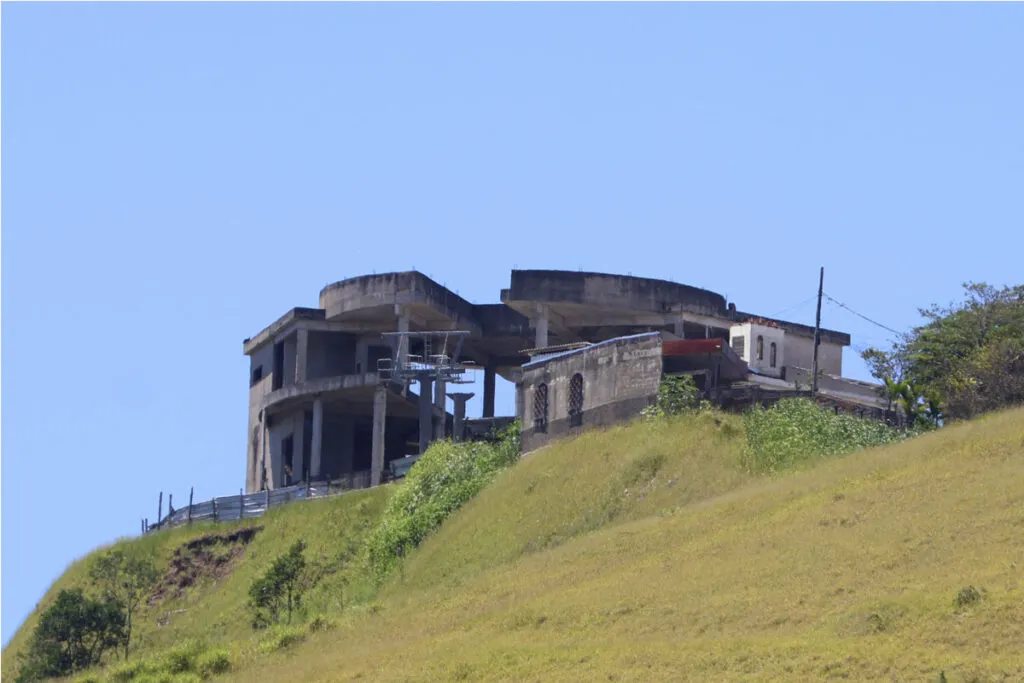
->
xmin=319 ymin=271 xmax=478 ymax=325
xmin=506 ymin=270 xmax=728 ymax=317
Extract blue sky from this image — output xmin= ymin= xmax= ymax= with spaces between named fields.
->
xmin=3 ymin=2 xmax=1022 ymax=646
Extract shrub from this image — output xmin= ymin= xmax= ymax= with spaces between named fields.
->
xmin=364 ymin=422 xmax=520 ymax=580
xmin=257 ymin=626 xmax=307 ymax=654
xmin=742 ymin=398 xmax=910 ymax=472
xmin=641 ymin=375 xmax=709 ymax=420
xmin=161 ymin=639 xmax=206 ymax=674
xmin=249 ymin=541 xmax=307 ymax=629
xmin=307 ymin=615 xmax=335 ymax=633
xmin=15 ymin=588 xmax=125 ymax=682
xmin=195 ymin=649 xmax=231 ymax=678
xmin=107 ymin=659 xmax=155 ymax=682
xmin=954 ymin=585 xmax=982 ymax=609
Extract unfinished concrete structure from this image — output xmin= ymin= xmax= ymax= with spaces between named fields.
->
xmin=243 ymin=270 xmax=861 ymax=492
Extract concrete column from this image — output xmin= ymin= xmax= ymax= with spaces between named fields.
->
xmin=260 ymin=415 xmax=269 ymax=490
xmin=483 ymin=366 xmax=496 ymax=418
xmin=371 ymin=385 xmax=387 ymax=487
xmin=674 ymin=320 xmax=685 ymax=339
xmin=705 ymin=325 xmax=711 ymax=339
xmin=310 ymin=397 xmax=323 ymax=479
xmin=515 ymin=382 xmax=524 ymax=422
xmin=533 ymin=305 xmax=549 ymax=349
xmin=396 ymin=306 xmax=410 ymax=366
xmin=434 ymin=379 xmax=447 ymax=439
xmin=355 ymin=337 xmax=370 ymax=375
xmin=295 ymin=327 xmax=309 ymax=384
xmin=449 ymin=392 xmax=474 ymax=442
xmin=418 ymin=376 xmax=434 ymax=455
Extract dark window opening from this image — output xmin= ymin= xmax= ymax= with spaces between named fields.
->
xmin=533 ymin=384 xmax=549 ymax=433
xmin=569 ymin=374 xmax=584 ymax=427
xmin=756 ymin=335 xmax=764 ymax=361
xmin=731 ymin=335 xmax=745 ymax=358
xmin=272 ymin=342 xmax=285 ymax=390
xmin=251 ymin=365 xmax=263 ymax=386
xmin=282 ymin=434 xmax=294 ymax=487
xmin=770 ymin=342 xmax=777 ymax=368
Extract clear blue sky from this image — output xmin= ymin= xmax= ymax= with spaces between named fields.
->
xmin=3 ymin=2 xmax=1022 ymax=646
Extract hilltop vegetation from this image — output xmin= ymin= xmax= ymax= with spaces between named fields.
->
xmin=4 ymin=399 xmax=1023 ymax=682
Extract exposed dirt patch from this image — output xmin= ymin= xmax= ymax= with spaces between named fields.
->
xmin=149 ymin=526 xmax=262 ymax=604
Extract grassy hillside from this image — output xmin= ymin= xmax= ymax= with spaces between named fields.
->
xmin=6 ymin=407 xmax=1024 ymax=682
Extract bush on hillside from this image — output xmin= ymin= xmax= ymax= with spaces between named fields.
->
xmin=743 ymin=398 xmax=911 ymax=472
xmin=364 ymin=422 xmax=521 ymax=580
xmin=16 ymin=588 xmax=125 ymax=682
xmin=641 ymin=375 xmax=710 ymax=420
xmin=248 ymin=541 xmax=307 ymax=629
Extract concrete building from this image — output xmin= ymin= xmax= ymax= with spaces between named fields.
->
xmin=243 ymin=269 xmax=862 ymax=492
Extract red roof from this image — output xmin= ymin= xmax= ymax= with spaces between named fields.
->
xmin=662 ymin=338 xmax=726 ymax=357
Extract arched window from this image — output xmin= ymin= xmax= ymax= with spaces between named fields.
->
xmin=533 ymin=383 xmax=549 ymax=433
xmin=769 ymin=342 xmax=777 ymax=368
xmin=569 ymin=374 xmax=584 ymax=427
xmin=756 ymin=335 xmax=764 ymax=361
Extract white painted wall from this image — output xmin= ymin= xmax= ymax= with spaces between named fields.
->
xmin=729 ymin=323 xmax=786 ymax=378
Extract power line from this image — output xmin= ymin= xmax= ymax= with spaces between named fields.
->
xmin=768 ymin=294 xmax=818 ymax=319
xmin=823 ymin=293 xmax=903 ymax=337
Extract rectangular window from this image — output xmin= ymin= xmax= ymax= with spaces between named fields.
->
xmin=250 ymin=365 xmax=263 ymax=386
xmin=731 ymin=335 xmax=745 ymax=358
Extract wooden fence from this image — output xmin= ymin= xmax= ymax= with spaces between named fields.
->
xmin=143 ymin=470 xmax=373 ymax=533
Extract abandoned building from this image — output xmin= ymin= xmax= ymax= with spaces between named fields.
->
xmin=244 ymin=269 xmax=887 ymax=492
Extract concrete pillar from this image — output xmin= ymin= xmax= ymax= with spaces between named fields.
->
xmin=434 ymin=379 xmax=447 ymax=439
xmin=483 ymin=366 xmax=496 ymax=418
xmin=310 ymin=397 xmax=323 ymax=479
xmin=705 ymin=325 xmax=711 ymax=339
xmin=396 ymin=306 xmax=410 ymax=367
xmin=418 ymin=376 xmax=434 ymax=455
xmin=355 ymin=337 xmax=370 ymax=375
xmin=515 ymin=382 xmax=524 ymax=422
xmin=295 ymin=327 xmax=309 ymax=384
xmin=260 ymin=414 xmax=269 ymax=490
xmin=371 ymin=385 xmax=387 ymax=487
xmin=674 ymin=320 xmax=685 ymax=339
xmin=533 ymin=305 xmax=549 ymax=349
xmin=449 ymin=392 xmax=474 ymax=442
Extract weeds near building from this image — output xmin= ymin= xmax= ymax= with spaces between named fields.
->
xmin=365 ymin=422 xmax=521 ymax=581
xmin=742 ymin=398 xmax=911 ymax=472
xmin=641 ymin=375 xmax=709 ymax=420
xmin=249 ymin=540 xmax=308 ymax=628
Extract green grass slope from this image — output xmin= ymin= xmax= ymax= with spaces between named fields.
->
xmin=7 ymin=407 xmax=1024 ymax=682
xmin=235 ymin=408 xmax=1024 ymax=682
xmin=1 ymin=486 xmax=392 ymax=682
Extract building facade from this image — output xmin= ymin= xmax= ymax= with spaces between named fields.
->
xmin=243 ymin=269 xmax=856 ymax=491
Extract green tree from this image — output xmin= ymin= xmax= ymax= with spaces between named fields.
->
xmin=249 ymin=540 xmax=307 ymax=628
xmin=89 ymin=549 xmax=160 ymax=658
xmin=862 ymin=282 xmax=1023 ymax=422
xmin=16 ymin=588 xmax=125 ymax=682
xmin=641 ymin=375 xmax=707 ymax=420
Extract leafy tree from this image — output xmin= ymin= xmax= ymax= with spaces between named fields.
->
xmin=249 ymin=540 xmax=307 ymax=628
xmin=641 ymin=375 xmax=708 ymax=420
xmin=16 ymin=589 xmax=124 ymax=682
xmin=89 ymin=549 xmax=160 ymax=658
xmin=862 ymin=282 xmax=1023 ymax=422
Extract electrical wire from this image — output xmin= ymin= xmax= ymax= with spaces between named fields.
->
xmin=768 ymin=295 xmax=819 ymax=319
xmin=823 ymin=293 xmax=903 ymax=337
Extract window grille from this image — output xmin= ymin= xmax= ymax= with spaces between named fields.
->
xmin=569 ymin=373 xmax=584 ymax=427
xmin=533 ymin=383 xmax=549 ymax=433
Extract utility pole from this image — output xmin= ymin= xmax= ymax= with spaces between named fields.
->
xmin=811 ymin=267 xmax=824 ymax=394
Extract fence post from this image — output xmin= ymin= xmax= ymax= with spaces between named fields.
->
xmin=187 ymin=487 xmax=194 ymax=525
xmin=212 ymin=497 xmax=218 ymax=522
xmin=239 ymin=488 xmax=244 ymax=521
xmin=264 ymin=488 xmax=270 ymax=513
xmin=157 ymin=492 xmax=163 ymax=527
xmin=306 ymin=478 xmax=311 ymax=499
xmin=169 ymin=494 xmax=174 ymax=519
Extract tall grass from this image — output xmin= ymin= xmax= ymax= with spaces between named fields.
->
xmin=742 ymin=398 xmax=911 ymax=472
xmin=364 ymin=424 xmax=520 ymax=581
